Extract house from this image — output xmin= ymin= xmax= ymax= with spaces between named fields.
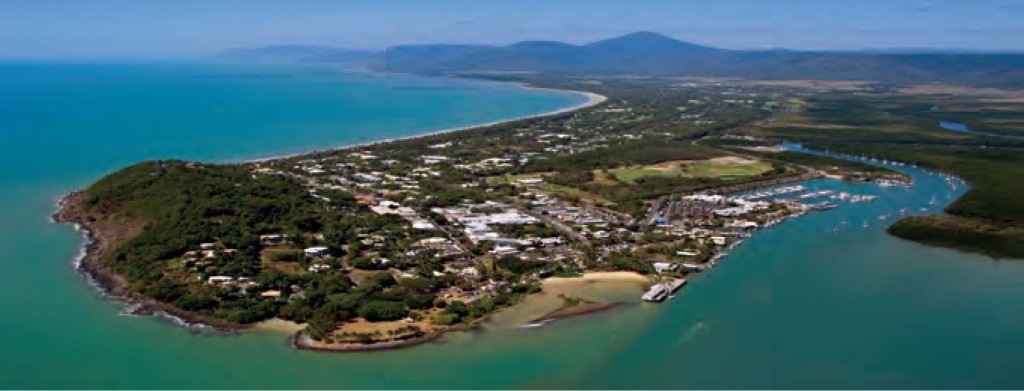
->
xmin=653 ymin=262 xmax=678 ymax=274
xmin=208 ymin=276 xmax=234 ymax=285
xmin=516 ymin=178 xmax=544 ymax=185
xmin=352 ymin=173 xmax=383 ymax=183
xmin=308 ymin=264 xmax=331 ymax=273
xmin=460 ymin=267 xmax=482 ymax=281
xmin=537 ymin=237 xmax=564 ymax=247
xmin=411 ymin=219 xmax=437 ymax=230
xmin=304 ymin=247 xmax=330 ymax=257
xmin=490 ymin=245 xmax=520 ymax=256
xmin=260 ymin=290 xmax=282 ymax=298
xmin=681 ymin=263 xmax=705 ymax=271
xmin=370 ymin=200 xmax=417 ymax=216
xmin=421 ymin=155 xmax=449 ymax=165
xmin=729 ymin=220 xmax=759 ymax=229
xmin=709 ymin=236 xmax=727 ymax=246
xmin=259 ymin=234 xmax=294 ymax=246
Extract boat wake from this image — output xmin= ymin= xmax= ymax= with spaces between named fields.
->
xmin=675 ymin=321 xmax=707 ymax=346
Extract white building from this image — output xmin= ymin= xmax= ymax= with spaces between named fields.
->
xmin=304 ymin=247 xmax=330 ymax=257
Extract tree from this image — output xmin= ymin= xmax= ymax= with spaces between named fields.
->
xmin=357 ymin=301 xmax=408 ymax=322
xmin=364 ymin=272 xmax=397 ymax=288
xmin=403 ymin=293 xmax=435 ymax=310
xmin=306 ymin=312 xmax=336 ymax=341
xmin=445 ymin=301 xmax=469 ymax=317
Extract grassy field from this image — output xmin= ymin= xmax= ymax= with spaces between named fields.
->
xmin=546 ymin=183 xmax=614 ymax=205
xmin=680 ymin=160 xmax=773 ymax=178
xmin=608 ymin=158 xmax=772 ymax=183
xmin=608 ymin=168 xmax=674 ymax=183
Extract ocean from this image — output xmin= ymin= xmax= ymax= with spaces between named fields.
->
xmin=2 ymin=62 xmax=1023 ymax=389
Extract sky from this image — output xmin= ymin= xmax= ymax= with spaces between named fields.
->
xmin=1 ymin=0 xmax=1023 ymax=60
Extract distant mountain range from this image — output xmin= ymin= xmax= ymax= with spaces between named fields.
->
xmin=217 ymin=32 xmax=1024 ymax=87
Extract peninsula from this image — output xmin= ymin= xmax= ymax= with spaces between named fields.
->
xmin=54 ymin=73 xmax=1024 ymax=351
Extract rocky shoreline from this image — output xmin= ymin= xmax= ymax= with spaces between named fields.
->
xmin=52 ymin=191 xmax=244 ymax=333
xmin=291 ymin=329 xmax=447 ymax=352
xmin=52 ymin=191 xmax=545 ymax=352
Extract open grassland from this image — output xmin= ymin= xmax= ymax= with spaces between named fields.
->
xmin=608 ymin=168 xmax=674 ymax=183
xmin=897 ymin=85 xmax=1024 ymax=103
xmin=679 ymin=159 xmax=773 ymax=178
xmin=753 ymin=98 xmax=977 ymax=143
xmin=749 ymin=79 xmax=877 ymax=91
xmin=545 ymin=183 xmax=615 ymax=205
xmin=607 ymin=157 xmax=771 ymax=184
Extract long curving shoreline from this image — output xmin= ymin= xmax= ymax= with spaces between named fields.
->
xmin=243 ymin=89 xmax=606 ymax=163
xmin=50 ymin=83 xmax=608 ymax=347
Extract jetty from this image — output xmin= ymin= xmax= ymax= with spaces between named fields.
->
xmin=642 ymin=278 xmax=687 ymax=302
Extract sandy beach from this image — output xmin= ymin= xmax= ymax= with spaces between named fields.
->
xmin=254 ymin=318 xmax=305 ymax=333
xmin=542 ymin=271 xmax=652 ymax=286
xmin=487 ymin=272 xmax=651 ymax=327
xmin=540 ymin=271 xmax=651 ymax=304
xmin=242 ymin=87 xmax=607 ymax=164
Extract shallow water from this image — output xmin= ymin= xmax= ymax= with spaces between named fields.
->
xmin=2 ymin=63 xmax=1023 ymax=389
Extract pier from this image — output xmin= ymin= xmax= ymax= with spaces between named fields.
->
xmin=642 ymin=278 xmax=687 ymax=302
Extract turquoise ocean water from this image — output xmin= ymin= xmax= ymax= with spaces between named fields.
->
xmin=1 ymin=63 xmax=1023 ymax=389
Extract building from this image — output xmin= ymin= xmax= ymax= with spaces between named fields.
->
xmin=259 ymin=234 xmax=294 ymax=246
xmin=208 ymin=276 xmax=233 ymax=285
xmin=516 ymin=178 xmax=544 ymax=185
xmin=304 ymin=247 xmax=330 ymax=257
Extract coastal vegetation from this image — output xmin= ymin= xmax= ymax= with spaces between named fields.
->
xmin=731 ymin=88 xmax=1024 ymax=258
xmin=810 ymin=143 xmax=1024 ymax=258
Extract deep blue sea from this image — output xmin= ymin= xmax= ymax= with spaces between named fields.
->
xmin=2 ymin=63 xmax=1023 ymax=389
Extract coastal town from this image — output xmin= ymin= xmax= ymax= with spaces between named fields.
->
xmin=16 ymin=5 xmax=1024 ymax=388
xmin=56 ymin=78 xmax=913 ymax=350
